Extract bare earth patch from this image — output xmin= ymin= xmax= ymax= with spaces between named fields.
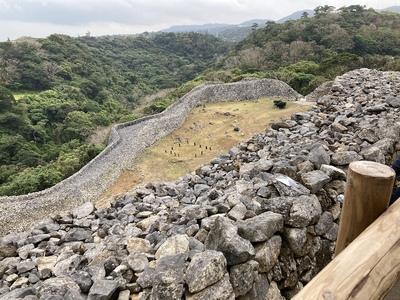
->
xmin=97 ymin=98 xmax=313 ymax=204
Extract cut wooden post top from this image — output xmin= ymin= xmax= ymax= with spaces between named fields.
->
xmin=349 ymin=160 xmax=395 ymax=178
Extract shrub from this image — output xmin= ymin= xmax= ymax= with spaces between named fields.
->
xmin=274 ymin=100 xmax=287 ymax=109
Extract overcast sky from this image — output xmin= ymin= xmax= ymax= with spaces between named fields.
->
xmin=0 ymin=0 xmax=398 ymax=41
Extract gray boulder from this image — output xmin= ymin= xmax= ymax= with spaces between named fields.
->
xmin=185 ymin=250 xmax=227 ymax=293
xmin=254 ymin=235 xmax=282 ymax=273
xmin=151 ymin=254 xmax=185 ymax=300
xmin=229 ymin=260 xmax=259 ymax=297
xmin=331 ymin=151 xmax=362 ymax=166
xmin=238 ymin=212 xmax=283 ymax=242
xmin=307 ymin=143 xmax=331 ymax=167
xmin=300 ymin=170 xmax=331 ymax=194
xmin=87 ymin=279 xmax=119 ymax=300
xmin=185 ymin=273 xmax=234 ymax=300
xmin=205 ymin=217 xmax=255 ymax=265
xmin=38 ymin=276 xmax=81 ymax=299
xmin=287 ymin=195 xmax=322 ymax=227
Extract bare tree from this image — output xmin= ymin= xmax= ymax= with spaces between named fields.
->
xmin=43 ymin=61 xmax=62 ymax=82
xmin=0 ymin=49 xmax=19 ymax=86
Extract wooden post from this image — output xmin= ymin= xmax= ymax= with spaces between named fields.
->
xmin=334 ymin=161 xmax=395 ymax=256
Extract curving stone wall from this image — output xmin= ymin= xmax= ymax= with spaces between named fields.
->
xmin=0 ymin=78 xmax=301 ymax=237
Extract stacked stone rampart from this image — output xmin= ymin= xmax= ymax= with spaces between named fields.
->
xmin=0 ymin=78 xmax=300 ymax=237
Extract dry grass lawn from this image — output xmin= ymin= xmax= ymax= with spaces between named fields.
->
xmin=97 ymin=98 xmax=312 ymax=203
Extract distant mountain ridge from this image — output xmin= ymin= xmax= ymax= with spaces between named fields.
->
xmin=161 ymin=6 xmax=400 ymax=41
xmin=379 ymin=6 xmax=400 ymax=13
xmin=160 ymin=9 xmax=315 ymax=41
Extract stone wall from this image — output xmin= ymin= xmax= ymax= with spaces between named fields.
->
xmin=0 ymin=78 xmax=301 ymax=237
xmin=1 ymin=69 xmax=400 ymax=299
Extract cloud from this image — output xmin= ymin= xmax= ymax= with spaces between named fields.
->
xmin=0 ymin=0 xmax=307 ymax=26
xmin=0 ymin=0 xmax=397 ymax=41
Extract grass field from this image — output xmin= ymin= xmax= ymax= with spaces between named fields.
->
xmin=97 ymin=98 xmax=313 ymax=203
xmin=13 ymin=94 xmax=25 ymax=100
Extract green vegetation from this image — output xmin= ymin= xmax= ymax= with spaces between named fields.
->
xmin=2 ymin=5 xmax=400 ymax=196
xmin=214 ymin=5 xmax=400 ymax=94
xmin=274 ymin=100 xmax=287 ymax=109
xmin=0 ymin=32 xmax=231 ymax=195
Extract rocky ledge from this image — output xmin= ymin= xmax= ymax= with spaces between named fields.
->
xmin=1 ymin=68 xmax=400 ymax=299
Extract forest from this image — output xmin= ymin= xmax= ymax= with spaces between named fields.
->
xmin=0 ymin=32 xmax=231 ymax=195
xmin=1 ymin=4 xmax=400 ymax=196
xmin=213 ymin=5 xmax=400 ymax=94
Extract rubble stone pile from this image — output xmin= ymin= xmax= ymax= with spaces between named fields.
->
xmin=1 ymin=69 xmax=400 ymax=299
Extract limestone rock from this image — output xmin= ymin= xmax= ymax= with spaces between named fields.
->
xmin=155 ymin=234 xmax=189 ymax=260
xmin=283 ymin=227 xmax=310 ymax=257
xmin=64 ymin=228 xmax=92 ymax=242
xmin=287 ymin=195 xmax=322 ymax=227
xmin=255 ymin=235 xmax=282 ymax=272
xmin=204 ymin=217 xmax=255 ymax=265
xmin=238 ymin=212 xmax=284 ymax=242
xmin=126 ymin=237 xmax=151 ymax=254
xmin=273 ymin=174 xmax=310 ymax=197
xmin=385 ymin=95 xmax=400 ymax=108
xmin=0 ymin=238 xmax=17 ymax=258
xmin=237 ymin=273 xmax=270 ymax=300
xmin=186 ymin=273 xmax=234 ymax=300
xmin=331 ymin=151 xmax=362 ymax=166
xmin=38 ymin=276 xmax=81 ymax=299
xmin=360 ymin=146 xmax=386 ymax=164
xmin=315 ymin=212 xmax=334 ymax=236
xmin=264 ymin=281 xmax=284 ymax=300
xmin=358 ymin=127 xmax=379 ymax=143
xmin=320 ymin=164 xmax=346 ymax=180
xmin=127 ymin=252 xmax=148 ymax=273
xmin=72 ymin=202 xmax=94 ymax=219
xmin=300 ymin=170 xmax=331 ymax=194
xmin=185 ymin=250 xmax=227 ymax=293
xmin=151 ymin=254 xmax=185 ymax=299
xmin=229 ymin=260 xmax=259 ymax=297
xmin=227 ymin=203 xmax=247 ymax=221
xmin=87 ymin=279 xmax=119 ymax=300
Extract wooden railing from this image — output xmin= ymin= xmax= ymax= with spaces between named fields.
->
xmin=293 ymin=161 xmax=400 ymax=300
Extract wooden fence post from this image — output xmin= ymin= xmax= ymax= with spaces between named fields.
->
xmin=334 ymin=161 xmax=395 ymax=256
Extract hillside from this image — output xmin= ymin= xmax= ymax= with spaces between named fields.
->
xmin=1 ymin=69 xmax=400 ymax=299
xmin=160 ymin=12 xmax=317 ymax=42
xmin=206 ymin=5 xmax=400 ymax=99
xmin=161 ymin=6 xmax=400 ymax=41
xmin=0 ymin=32 xmax=231 ymax=196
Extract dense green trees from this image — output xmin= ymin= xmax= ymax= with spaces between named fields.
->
xmin=214 ymin=6 xmax=400 ymax=94
xmin=0 ymin=32 xmax=232 ymax=195
xmin=0 ymin=85 xmax=108 ymax=195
